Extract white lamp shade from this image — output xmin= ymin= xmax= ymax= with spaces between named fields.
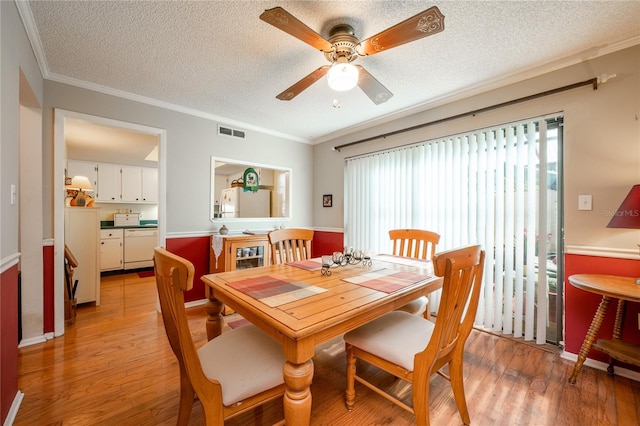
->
xmin=68 ymin=175 xmax=94 ymax=191
xmin=327 ymin=62 xmax=359 ymax=92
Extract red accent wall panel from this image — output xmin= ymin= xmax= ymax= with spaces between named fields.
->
xmin=564 ymin=253 xmax=640 ymax=367
xmin=166 ymin=236 xmax=211 ymax=302
xmin=43 ymin=245 xmax=55 ymax=333
xmin=311 ymin=230 xmax=344 ymax=258
xmin=1 ymin=264 xmax=19 ymax=423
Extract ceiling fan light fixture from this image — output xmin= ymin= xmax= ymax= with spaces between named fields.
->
xmin=327 ymin=62 xmax=359 ymax=92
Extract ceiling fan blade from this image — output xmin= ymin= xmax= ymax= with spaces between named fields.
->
xmin=276 ymin=66 xmax=330 ymax=101
xmin=260 ymin=7 xmax=333 ymax=53
xmin=356 ymin=66 xmax=393 ymax=105
xmin=357 ymin=6 xmax=445 ymax=56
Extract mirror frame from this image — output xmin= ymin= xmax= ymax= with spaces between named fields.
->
xmin=210 ymin=156 xmax=292 ymax=222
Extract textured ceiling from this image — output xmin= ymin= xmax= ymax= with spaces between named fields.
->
xmin=22 ymin=1 xmax=640 ymax=145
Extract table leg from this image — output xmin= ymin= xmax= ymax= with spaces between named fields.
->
xmin=283 ymin=359 xmax=314 ymax=426
xmin=607 ymin=299 xmax=626 ymax=375
xmin=204 ymin=294 xmax=224 ymax=341
xmin=568 ymin=295 xmax=611 ymax=384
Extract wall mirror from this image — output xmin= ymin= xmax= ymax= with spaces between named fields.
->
xmin=210 ymin=157 xmax=292 ymax=221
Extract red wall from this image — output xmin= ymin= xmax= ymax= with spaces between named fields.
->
xmin=1 ymin=264 xmax=19 ymax=423
xmin=43 ymin=245 xmax=55 ymax=333
xmin=166 ymin=236 xmax=211 ymax=302
xmin=311 ymin=230 xmax=344 ymax=258
xmin=564 ymin=253 xmax=640 ymax=367
xmin=163 ymin=230 xmax=346 ymax=302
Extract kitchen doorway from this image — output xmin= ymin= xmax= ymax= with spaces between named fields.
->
xmin=54 ymin=109 xmax=167 ymax=336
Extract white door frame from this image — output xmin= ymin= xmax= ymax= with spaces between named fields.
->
xmin=53 ymin=109 xmax=167 ymax=336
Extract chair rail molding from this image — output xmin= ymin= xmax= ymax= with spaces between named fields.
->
xmin=565 ymin=245 xmax=640 ymax=260
xmin=1 ymin=252 xmax=21 ymax=274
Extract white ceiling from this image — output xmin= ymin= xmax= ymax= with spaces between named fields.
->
xmin=21 ymin=1 xmax=640 ymax=146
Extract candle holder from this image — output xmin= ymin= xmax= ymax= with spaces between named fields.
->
xmin=321 ymin=248 xmax=372 ymax=276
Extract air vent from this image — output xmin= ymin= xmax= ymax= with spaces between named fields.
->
xmin=218 ymin=125 xmax=245 ymax=139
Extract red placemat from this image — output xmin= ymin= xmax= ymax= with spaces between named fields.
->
xmin=286 ymin=258 xmax=323 ymax=271
xmin=227 ymin=275 xmax=327 ymax=307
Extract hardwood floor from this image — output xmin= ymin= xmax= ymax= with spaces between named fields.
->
xmin=15 ymin=272 xmax=640 ymax=425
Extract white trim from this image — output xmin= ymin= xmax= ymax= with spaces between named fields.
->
xmin=167 ymin=231 xmax=221 ymax=239
xmin=560 ymin=350 xmax=640 ymax=382
xmin=16 ymin=0 xmax=638 ymax=146
xmin=166 ymin=227 xmax=343 ymax=240
xmin=42 ymin=238 xmax=54 ymax=246
xmin=14 ymin=1 xmax=309 ymax=145
xmin=3 ymin=391 xmax=24 ymax=426
xmin=565 ymin=244 xmax=640 ymax=260
xmin=185 ymin=299 xmax=207 ymax=309
xmin=1 ymin=252 xmax=20 ymax=274
xmin=54 ymin=109 xmax=167 ymax=337
xmin=18 ymin=335 xmax=47 ymax=348
xmin=314 ymin=36 xmax=640 ymax=144
xmin=312 ymin=227 xmax=344 ymax=233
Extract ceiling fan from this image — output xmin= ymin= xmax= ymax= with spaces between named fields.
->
xmin=259 ymin=6 xmax=445 ymax=105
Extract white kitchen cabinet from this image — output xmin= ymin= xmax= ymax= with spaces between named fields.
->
xmin=96 ymin=163 xmax=121 ymax=202
xmin=100 ymin=228 xmax=123 ymax=271
xmin=122 ymin=166 xmax=158 ymax=204
xmin=121 ymin=166 xmax=142 ymax=202
xmin=67 ymin=160 xmax=98 ymax=191
xmin=65 ymin=207 xmax=100 ymax=305
xmin=141 ymin=167 xmax=158 ymax=203
xmin=67 ymin=160 xmax=158 ymax=204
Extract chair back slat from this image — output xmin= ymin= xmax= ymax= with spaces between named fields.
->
xmin=416 ymin=245 xmax=485 ymax=372
xmin=268 ymin=229 xmax=314 ymax=264
xmin=389 ymin=229 xmax=440 ymax=260
xmin=154 ymin=248 xmax=218 ymax=397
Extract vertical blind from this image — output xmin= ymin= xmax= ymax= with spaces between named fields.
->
xmin=344 ymin=115 xmax=561 ymax=343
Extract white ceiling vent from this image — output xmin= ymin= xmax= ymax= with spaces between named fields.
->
xmin=218 ymin=125 xmax=245 ymax=139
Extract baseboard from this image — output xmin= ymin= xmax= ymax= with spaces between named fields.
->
xmin=561 ymin=350 xmax=640 ymax=382
xmin=3 ymin=391 xmax=24 ymax=426
xmin=185 ymin=298 xmax=207 ymax=309
xmin=18 ymin=335 xmax=47 ymax=348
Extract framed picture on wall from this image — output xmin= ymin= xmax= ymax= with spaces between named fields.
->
xmin=323 ymin=194 xmax=332 ymax=208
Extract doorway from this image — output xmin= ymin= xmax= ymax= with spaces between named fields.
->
xmin=53 ymin=109 xmax=167 ymax=336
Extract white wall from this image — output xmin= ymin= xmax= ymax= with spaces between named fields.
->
xmin=19 ymin=103 xmax=44 ymax=341
xmin=1 ymin=1 xmax=43 ymax=260
xmin=313 ymin=45 xmax=640 ymax=253
xmin=41 ymin=81 xmax=314 ymax=238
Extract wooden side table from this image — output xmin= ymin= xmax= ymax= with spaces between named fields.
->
xmin=568 ymin=274 xmax=640 ymax=384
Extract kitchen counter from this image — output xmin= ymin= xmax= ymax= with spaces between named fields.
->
xmin=100 ymin=220 xmax=157 ymax=229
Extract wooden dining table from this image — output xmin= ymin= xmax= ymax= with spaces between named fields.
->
xmin=200 ymin=254 xmax=443 ymax=426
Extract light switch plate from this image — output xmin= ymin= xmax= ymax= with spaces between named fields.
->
xmin=578 ymin=195 xmax=592 ymax=211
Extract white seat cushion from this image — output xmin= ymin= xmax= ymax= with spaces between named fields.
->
xmin=344 ymin=310 xmax=435 ymax=371
xmin=396 ymin=295 xmax=428 ymax=315
xmin=198 ymin=324 xmax=285 ymax=406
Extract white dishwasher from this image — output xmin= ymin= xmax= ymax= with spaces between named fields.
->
xmin=124 ymin=228 xmax=158 ymax=270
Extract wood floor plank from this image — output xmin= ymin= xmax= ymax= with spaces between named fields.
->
xmin=14 ymin=273 xmax=639 ymax=425
xmin=614 ymin=375 xmax=640 ymax=426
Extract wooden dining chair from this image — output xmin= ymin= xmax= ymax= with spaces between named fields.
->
xmin=268 ymin=228 xmax=314 ymax=264
xmin=389 ymin=229 xmax=440 ymax=318
xmin=153 ymin=248 xmax=286 ymax=425
xmin=344 ymin=245 xmax=485 ymax=426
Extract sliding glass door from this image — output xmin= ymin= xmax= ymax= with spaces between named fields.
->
xmin=345 ymin=115 xmax=563 ymax=344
